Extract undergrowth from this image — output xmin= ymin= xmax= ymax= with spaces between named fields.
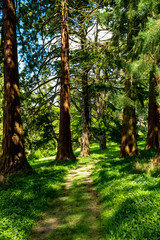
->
xmin=0 ymin=142 xmax=160 ymax=239
xmin=92 ymin=142 xmax=160 ymax=240
xmin=0 ymin=157 xmax=78 ymax=240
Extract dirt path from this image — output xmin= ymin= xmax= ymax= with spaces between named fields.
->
xmin=29 ymin=160 xmax=105 ymax=240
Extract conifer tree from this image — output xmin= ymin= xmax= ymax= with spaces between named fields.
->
xmin=55 ymin=0 xmax=75 ymax=161
xmin=79 ymin=17 xmax=90 ymax=157
xmin=118 ymin=1 xmax=140 ymax=157
xmin=145 ymin=69 xmax=159 ymax=150
xmin=0 ymin=0 xmax=31 ymax=174
xmin=131 ymin=0 xmax=160 ymax=158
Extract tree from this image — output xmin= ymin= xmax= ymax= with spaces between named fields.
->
xmin=119 ymin=79 xmax=139 ymax=157
xmin=129 ymin=0 xmax=160 ymax=151
xmin=79 ymin=18 xmax=90 ymax=157
xmin=55 ymin=0 xmax=75 ymax=161
xmin=0 ymin=0 xmax=31 ymax=175
xmin=70 ymin=1 xmax=106 ymax=155
xmin=17 ymin=0 xmax=61 ymax=151
xmin=69 ymin=0 xmax=93 ymax=157
xmin=145 ymin=69 xmax=159 ymax=150
xmin=130 ymin=0 xmax=160 ymax=161
xmin=115 ymin=0 xmax=140 ymax=157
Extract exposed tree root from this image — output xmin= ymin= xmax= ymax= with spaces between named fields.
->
xmin=0 ymin=174 xmax=12 ymax=184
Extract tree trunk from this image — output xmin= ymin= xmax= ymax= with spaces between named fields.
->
xmin=79 ymin=70 xmax=90 ymax=157
xmin=0 ymin=0 xmax=31 ymax=175
xmin=145 ymin=70 xmax=159 ymax=150
xmin=79 ymin=20 xmax=90 ymax=157
xmin=119 ymin=18 xmax=139 ymax=158
xmin=151 ymin=118 xmax=160 ymax=166
xmin=97 ymin=94 xmax=106 ymax=151
xmin=119 ymin=106 xmax=138 ymax=157
xmin=55 ymin=0 xmax=75 ymax=161
xmin=99 ymin=134 xmax=106 ymax=151
xmin=152 ymin=65 xmax=160 ymax=166
xmin=152 ymin=118 xmax=160 ymax=166
xmin=119 ymin=80 xmax=139 ymax=158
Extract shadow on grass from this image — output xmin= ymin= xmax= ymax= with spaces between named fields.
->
xmin=92 ymin=144 xmax=160 ymax=240
xmin=1 ymin=142 xmax=160 ymax=240
xmin=0 ymin=159 xmax=78 ymax=240
xmin=104 ymin=192 xmax=160 ymax=240
xmin=29 ymin=181 xmax=106 ymax=240
xmin=28 ymin=158 xmax=106 ymax=240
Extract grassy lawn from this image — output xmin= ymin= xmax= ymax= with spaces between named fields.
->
xmin=0 ymin=158 xmax=78 ymax=240
xmin=92 ymin=142 xmax=160 ymax=240
xmin=0 ymin=142 xmax=160 ymax=240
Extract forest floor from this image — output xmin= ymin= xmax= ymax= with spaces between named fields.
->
xmin=29 ymin=158 xmax=106 ymax=240
xmin=1 ymin=142 xmax=160 ymax=240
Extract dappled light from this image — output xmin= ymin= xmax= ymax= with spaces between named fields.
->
xmin=0 ymin=0 xmax=160 ymax=239
xmin=0 ymin=158 xmax=71 ymax=239
xmin=29 ymin=160 xmax=105 ymax=240
xmin=1 ymin=142 xmax=160 ymax=239
xmin=93 ymin=143 xmax=160 ymax=239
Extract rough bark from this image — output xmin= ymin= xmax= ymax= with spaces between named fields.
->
xmin=99 ymin=134 xmax=106 ymax=151
xmin=55 ymin=0 xmax=75 ymax=161
xmin=79 ymin=70 xmax=90 ymax=157
xmin=119 ymin=80 xmax=139 ymax=158
xmin=152 ymin=145 xmax=160 ymax=167
xmin=119 ymin=105 xmax=139 ymax=157
xmin=79 ymin=21 xmax=90 ymax=157
xmin=0 ymin=0 xmax=31 ymax=175
xmin=119 ymin=17 xmax=139 ymax=158
xmin=152 ymin=66 xmax=160 ymax=166
xmin=151 ymin=117 xmax=160 ymax=166
xmin=0 ymin=174 xmax=11 ymax=184
xmin=145 ymin=71 xmax=159 ymax=150
xmin=97 ymin=94 xmax=106 ymax=151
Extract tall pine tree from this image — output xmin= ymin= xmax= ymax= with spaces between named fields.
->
xmin=0 ymin=0 xmax=31 ymax=174
xmin=55 ymin=0 xmax=75 ymax=161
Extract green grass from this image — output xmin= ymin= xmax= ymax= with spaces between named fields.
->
xmin=0 ymin=157 xmax=78 ymax=240
xmin=0 ymin=142 xmax=160 ymax=240
xmin=33 ymin=158 xmax=105 ymax=240
xmin=92 ymin=142 xmax=160 ymax=240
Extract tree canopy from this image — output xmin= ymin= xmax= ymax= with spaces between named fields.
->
xmin=0 ymin=0 xmax=159 ymax=172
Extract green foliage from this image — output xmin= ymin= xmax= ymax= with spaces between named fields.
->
xmin=17 ymin=0 xmax=62 ymax=152
xmin=28 ymin=149 xmax=43 ymax=161
xmin=131 ymin=0 xmax=160 ymax=78
xmin=15 ymin=0 xmax=157 ymax=153
xmin=28 ymin=146 xmax=57 ymax=161
xmin=0 ymin=0 xmax=158 ymax=176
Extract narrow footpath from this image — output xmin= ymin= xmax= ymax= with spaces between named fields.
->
xmin=29 ymin=159 xmax=105 ymax=240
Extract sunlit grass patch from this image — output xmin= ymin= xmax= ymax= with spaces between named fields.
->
xmin=1 ymin=141 xmax=160 ymax=240
xmin=132 ymin=148 xmax=160 ymax=174
xmin=0 ymin=155 xmax=78 ymax=240
xmin=92 ymin=142 xmax=160 ymax=240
